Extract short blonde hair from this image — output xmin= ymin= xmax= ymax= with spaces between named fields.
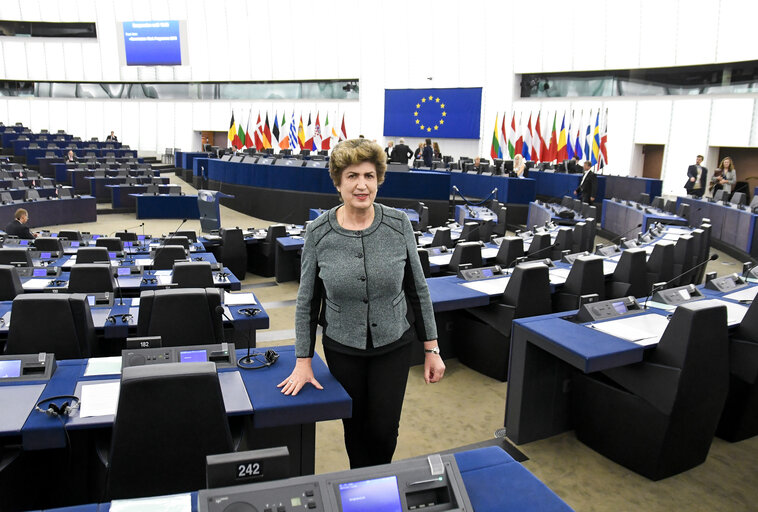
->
xmin=14 ymin=208 xmax=28 ymax=220
xmin=329 ymin=139 xmax=387 ymax=187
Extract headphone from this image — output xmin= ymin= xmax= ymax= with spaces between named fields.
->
xmin=238 ymin=349 xmax=279 ymax=370
xmin=35 ymin=395 xmax=80 ymax=418
xmin=107 ymin=313 xmax=133 ymax=324
xmin=237 ymin=307 xmax=261 ymax=317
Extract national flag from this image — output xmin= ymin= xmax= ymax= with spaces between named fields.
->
xmin=297 ymin=115 xmax=306 ymax=149
xmin=340 ymin=114 xmax=347 ymax=141
xmin=499 ymin=113 xmax=507 ymax=159
xmin=584 ymin=110 xmax=592 ymax=162
xmin=507 ymin=112 xmax=516 ymax=158
xmin=272 ymin=113 xmax=280 ymax=148
xmin=591 ymin=111 xmax=600 ymax=166
xmin=237 ymin=122 xmax=245 ymax=150
xmin=227 ymin=112 xmax=236 ymax=146
xmin=313 ymin=112 xmax=322 ymax=151
xmin=262 ymin=113 xmax=272 ymax=149
xmin=556 ymin=113 xmax=568 ymax=161
xmin=522 ymin=113 xmax=532 ymax=161
xmin=289 ymin=112 xmax=298 ymax=150
xmin=514 ymin=113 xmax=523 ymax=157
xmin=490 ymin=114 xmax=501 ymax=160
xmin=244 ymin=111 xmax=253 ymax=149
xmin=574 ymin=118 xmax=583 ymax=160
xmin=599 ymin=109 xmax=609 ymax=168
xmin=322 ymin=112 xmax=332 ymax=150
xmin=279 ymin=111 xmax=290 ymax=150
xmin=547 ymin=113 xmax=558 ymax=162
xmin=566 ymin=111 xmax=575 ymax=160
xmin=533 ymin=112 xmax=543 ymax=163
xmin=254 ymin=112 xmax=263 ymax=151
xmin=304 ymin=113 xmax=313 ymax=150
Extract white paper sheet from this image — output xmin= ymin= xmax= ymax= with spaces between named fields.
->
xmin=134 ymin=258 xmax=152 ymax=267
xmin=723 ymin=286 xmax=758 ymax=303
xmin=79 ymin=381 xmax=120 ymax=418
xmin=22 ymin=279 xmax=53 ymax=290
xmin=481 ymin=247 xmax=499 ymax=259
xmin=110 ymin=492 xmax=191 ymax=512
xmin=663 ymin=227 xmax=692 ymax=235
xmin=224 ymin=292 xmax=257 ymax=306
xmin=603 ymin=260 xmax=618 ymax=274
xmin=429 ymin=254 xmax=453 ymax=266
xmin=460 ymin=277 xmax=510 ymax=295
xmin=588 ymin=313 xmax=670 ymax=346
xmin=1 ymin=311 xmax=10 ymax=328
xmin=84 ymin=357 xmax=123 ymax=376
xmin=549 ymin=268 xmax=571 ymax=285
xmin=698 ymin=299 xmax=749 ymax=326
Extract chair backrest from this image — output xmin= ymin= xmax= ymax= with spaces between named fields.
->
xmin=495 ymin=236 xmax=524 ymax=267
xmin=651 ymin=197 xmax=665 ymax=210
xmin=564 ymin=255 xmax=605 ymax=298
xmin=416 ymin=205 xmax=429 ymax=232
xmin=561 ymin=195 xmax=572 ymax=208
xmin=5 ymin=294 xmax=96 ymax=359
xmin=416 ymin=249 xmax=431 ymax=278
xmin=638 ymin=193 xmax=650 ymax=205
xmin=527 ymin=232 xmax=552 ymax=259
xmin=0 ymin=264 xmax=24 ymax=301
xmin=265 ymin=224 xmax=288 ymax=242
xmin=34 ymin=237 xmax=63 ymax=253
xmin=146 ymin=184 xmax=159 ymax=194
xmin=137 ymin=288 xmax=223 ymax=346
xmin=58 ymin=230 xmax=82 ymax=241
xmin=430 ymin=227 xmax=452 ymax=248
xmin=676 ymin=203 xmax=690 ymax=222
xmin=0 ymin=191 xmax=13 ymax=203
xmin=95 ymin=237 xmax=124 ymax=252
xmin=76 ymin=247 xmax=110 ymax=264
xmin=553 ymin=228 xmax=573 ymax=258
xmin=646 ymin=241 xmax=675 ymax=286
xmin=68 ymin=263 xmax=116 ymax=293
xmin=172 ymin=261 xmax=214 ymax=288
xmin=25 ymin=189 xmax=40 ymax=201
xmin=173 ymin=230 xmax=198 ymax=243
xmin=164 ymin=235 xmax=190 ymax=250
xmin=492 ymin=205 xmax=507 ymax=237
xmin=503 ymin=263 xmax=552 ymax=318
xmin=731 ymin=191 xmax=747 ymax=205
xmin=115 ymin=231 xmax=138 ymax=242
xmin=672 ymin=235 xmax=695 ymax=286
xmin=58 ymin=187 xmax=73 ymax=199
xmin=106 ymin=362 xmax=233 ymax=500
xmin=459 ymin=222 xmax=480 ymax=243
xmin=713 ymin=189 xmax=727 ymax=202
xmin=612 ymin=247 xmax=648 ymax=297
xmin=152 ymin=245 xmax=188 ymax=270
xmin=448 ymin=241 xmax=483 ymax=272
xmin=0 ymin=248 xmax=33 ymax=267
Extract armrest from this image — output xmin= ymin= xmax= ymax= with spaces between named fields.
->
xmin=603 ymin=362 xmax=681 ymax=415
xmin=730 ymin=338 xmax=758 ymax=384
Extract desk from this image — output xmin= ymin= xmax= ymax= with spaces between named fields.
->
xmin=274 ymin=237 xmax=304 ymax=283
xmin=0 ymin=196 xmax=96 ymax=228
xmin=605 ymin=175 xmax=662 ymax=202
xmin=529 ymin=170 xmax=607 ymax=202
xmin=449 ymin=172 xmax=536 ymax=204
xmin=132 ymin=194 xmax=200 ymax=219
xmin=676 ymin=196 xmax=758 ymax=257
xmin=602 ymin=199 xmax=686 ymax=237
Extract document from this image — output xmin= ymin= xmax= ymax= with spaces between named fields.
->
xmin=1 ymin=311 xmax=10 ymax=328
xmin=664 ymin=227 xmax=692 ymax=235
xmin=481 ymin=247 xmax=499 ymax=259
xmin=79 ymin=381 xmax=120 ymax=418
xmin=133 ymin=257 xmax=152 ymax=267
xmin=22 ymin=279 xmax=53 ymax=290
xmin=110 ymin=492 xmax=191 ymax=512
xmin=698 ymin=299 xmax=748 ymax=326
xmin=224 ymin=291 xmax=257 ymax=305
xmin=84 ymin=356 xmax=123 ymax=376
xmin=549 ymin=268 xmax=571 ymax=285
xmin=588 ymin=313 xmax=670 ymax=346
xmin=460 ymin=276 xmax=510 ymax=295
xmin=723 ymin=286 xmax=758 ymax=303
xmin=603 ymin=260 xmax=618 ymax=274
xmin=429 ymin=254 xmax=453 ymax=266
xmin=662 ymin=234 xmax=680 ymax=241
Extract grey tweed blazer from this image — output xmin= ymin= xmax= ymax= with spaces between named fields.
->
xmin=295 ymin=203 xmax=437 ymax=357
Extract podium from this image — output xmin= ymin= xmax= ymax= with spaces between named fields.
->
xmin=197 ymin=189 xmax=234 ymax=232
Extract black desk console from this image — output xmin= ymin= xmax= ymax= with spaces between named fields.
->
xmin=0 ymin=353 xmax=56 ymax=381
xmin=705 ymin=273 xmax=748 ymax=293
xmin=16 ymin=266 xmax=60 ymax=277
xmin=199 ymin=453 xmax=472 ymax=512
xmin=561 ymin=251 xmax=591 ymax=265
xmin=576 ymin=296 xmax=641 ymax=323
xmin=121 ymin=343 xmax=236 ymax=369
xmin=458 ymin=265 xmax=505 ymax=281
xmin=652 ymin=284 xmax=704 ymax=305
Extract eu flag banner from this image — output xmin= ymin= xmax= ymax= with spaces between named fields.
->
xmin=383 ymin=88 xmax=482 ymax=139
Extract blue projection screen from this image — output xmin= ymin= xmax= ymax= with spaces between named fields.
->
xmin=120 ymin=21 xmax=187 ymax=66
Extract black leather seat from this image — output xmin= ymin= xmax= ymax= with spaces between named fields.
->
xmin=173 ymin=230 xmax=198 ymax=243
xmin=646 ymin=242 xmax=675 ymax=290
xmin=104 ymin=362 xmax=233 ymax=499
xmin=0 ymin=265 xmax=23 ymax=301
xmin=526 ymin=232 xmax=551 ymax=260
xmin=458 ymin=222 xmax=480 ymax=243
xmin=607 ymin=248 xmax=647 ymax=298
xmin=34 ymin=237 xmax=63 ymax=254
xmin=95 ymin=237 xmax=124 ymax=253
xmin=552 ymin=228 xmax=573 ymax=260
xmin=164 ymin=236 xmax=190 ymax=250
xmin=553 ymin=255 xmax=605 ymax=311
xmin=672 ymin=235 xmax=695 ymax=287
xmin=76 ymin=247 xmax=110 ymax=264
xmin=218 ymin=228 xmax=246 ymax=279
xmin=495 ymin=236 xmax=524 ymax=268
xmin=68 ymin=264 xmax=115 ymax=293
xmin=136 ymin=288 xmax=223 ymax=347
xmin=152 ymin=245 xmax=187 ymax=270
xmin=0 ymin=248 xmax=32 ymax=267
xmin=249 ymin=225 xmax=287 ymax=278
xmin=448 ymin=241 xmax=482 ymax=272
xmin=115 ymin=231 xmax=138 ymax=242
xmin=430 ymin=227 xmax=452 ymax=248
xmin=57 ymin=230 xmax=82 ymax=241
xmin=172 ymin=261 xmax=214 ymax=288
xmin=417 ymin=249 xmax=432 ymax=278
xmin=572 ymin=301 xmax=729 ymax=480
xmin=5 ymin=294 xmax=96 ymax=359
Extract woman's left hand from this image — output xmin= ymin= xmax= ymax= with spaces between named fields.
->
xmin=423 ymin=340 xmax=445 ymax=384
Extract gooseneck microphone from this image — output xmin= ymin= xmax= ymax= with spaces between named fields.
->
xmin=643 ymin=254 xmax=719 ymax=309
xmin=604 ymin=223 xmax=643 ymax=248
xmin=505 ymin=242 xmax=560 ymax=274
xmin=114 ymin=269 xmax=125 ymax=306
xmin=150 ymin=218 xmax=188 ymax=274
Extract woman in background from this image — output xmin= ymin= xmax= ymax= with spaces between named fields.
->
xmin=710 ymin=156 xmax=737 ymax=197
xmin=513 ymin=154 xmax=526 ymax=177
xmin=432 ymin=142 xmax=442 ymax=159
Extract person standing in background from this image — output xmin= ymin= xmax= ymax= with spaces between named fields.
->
xmin=710 ymin=156 xmax=736 ymax=197
xmin=684 ymin=155 xmax=707 ymax=198
xmin=422 ymin=138 xmax=434 ymax=167
xmin=391 ymin=138 xmax=413 ymax=164
xmin=384 ymin=140 xmax=394 ymax=161
xmin=432 ymin=142 xmax=442 ymax=159
xmin=575 ymin=160 xmax=598 ymax=205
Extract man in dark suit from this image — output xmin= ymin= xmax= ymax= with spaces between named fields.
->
xmin=106 ymin=131 xmax=118 ymax=142
xmin=575 ymin=161 xmax=598 ymax=205
xmin=684 ymin=155 xmax=707 ymax=198
xmin=384 ymin=140 xmax=394 ymax=161
xmin=390 ymin=138 xmax=413 ymax=164
xmin=4 ymin=208 xmax=36 ymax=239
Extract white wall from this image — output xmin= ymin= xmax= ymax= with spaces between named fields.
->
xmin=1 ymin=0 xmax=758 ymax=195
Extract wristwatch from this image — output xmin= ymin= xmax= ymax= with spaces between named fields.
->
xmin=424 ymin=347 xmax=440 ymax=355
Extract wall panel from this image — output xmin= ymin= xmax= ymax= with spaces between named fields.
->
xmin=709 ymin=98 xmax=754 ymax=148
xmin=634 ymin=100 xmax=671 ymax=144
xmin=638 ymin=0 xmax=677 ymax=68
xmin=663 ymin=98 xmax=711 ymax=195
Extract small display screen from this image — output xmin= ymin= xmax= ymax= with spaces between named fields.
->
xmin=124 ymin=241 xmax=133 ymax=247
xmin=71 ymin=241 xmax=80 ymax=248
xmin=92 ymin=235 xmax=100 ymax=239
xmin=481 ymin=268 xmax=493 ymax=278
xmin=339 ymin=476 xmax=402 ymax=512
xmin=33 ymin=268 xmax=47 ymax=277
xmin=180 ymin=350 xmax=207 ymax=363
xmin=117 ymin=267 xmax=131 ymax=276
xmin=108 ymin=252 xmax=117 ymax=258
xmin=87 ymin=295 xmax=96 ymax=305
xmin=40 ymin=252 xmax=52 ymax=259
xmin=138 ymin=235 xmax=146 ymax=240
xmin=0 ymin=360 xmax=22 ymax=378
xmin=19 ymin=240 xmax=28 ymax=246
xmin=51 ymin=233 xmax=58 ymax=238
xmin=612 ymin=301 xmax=628 ymax=315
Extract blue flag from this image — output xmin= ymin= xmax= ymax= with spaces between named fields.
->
xmin=383 ymin=88 xmax=482 ymax=139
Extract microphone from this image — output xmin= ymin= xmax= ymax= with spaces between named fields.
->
xmin=109 ymin=222 xmax=144 ymax=237
xmin=603 ymin=223 xmax=643 ymax=248
xmin=505 ymin=242 xmax=560 ymax=273
xmin=742 ymin=261 xmax=754 ymax=280
xmin=643 ymin=254 xmax=719 ymax=309
xmin=114 ymin=268 xmax=125 ymax=306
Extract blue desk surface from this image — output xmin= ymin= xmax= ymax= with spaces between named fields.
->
xmin=529 ymin=171 xmax=607 ymax=202
xmin=450 ymin=172 xmax=536 ymax=204
xmin=427 ymin=275 xmax=491 ymax=312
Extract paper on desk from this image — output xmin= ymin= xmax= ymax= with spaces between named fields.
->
xmin=133 ymin=258 xmax=152 ymax=266
xmin=84 ymin=356 xmax=123 ymax=376
xmin=1 ymin=311 xmax=10 ymax=328
xmin=481 ymin=247 xmax=498 ymax=259
xmin=698 ymin=299 xmax=748 ymax=325
xmin=644 ymin=300 xmax=677 ymax=312
xmin=110 ymin=492 xmax=191 ymax=512
xmin=79 ymin=381 xmax=120 ymax=418
xmin=723 ymin=286 xmax=758 ymax=303
xmin=131 ymin=297 xmax=140 ymax=306
xmin=429 ymin=254 xmax=453 ymax=266
xmin=589 ymin=313 xmax=670 ymax=346
xmin=662 ymin=234 xmax=680 ymax=241
xmin=460 ymin=276 xmax=510 ymax=295
xmin=664 ymin=227 xmax=691 ymax=235
xmin=22 ymin=279 xmax=53 ymax=290
xmin=549 ymin=268 xmax=571 ymax=285
xmin=224 ymin=291 xmax=257 ymax=305
xmin=603 ymin=260 xmax=618 ymax=274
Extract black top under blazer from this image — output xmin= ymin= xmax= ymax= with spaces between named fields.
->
xmin=295 ymin=203 xmax=437 ymax=358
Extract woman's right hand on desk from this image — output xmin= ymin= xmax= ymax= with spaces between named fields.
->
xmin=278 ymin=357 xmax=324 ymax=396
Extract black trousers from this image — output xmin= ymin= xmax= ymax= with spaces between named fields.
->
xmin=324 ymin=342 xmax=412 ymax=469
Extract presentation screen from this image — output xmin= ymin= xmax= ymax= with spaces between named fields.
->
xmin=383 ymin=87 xmax=482 ymax=139
xmin=118 ymin=20 xmax=188 ymax=66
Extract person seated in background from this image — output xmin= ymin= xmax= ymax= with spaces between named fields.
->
xmin=513 ymin=154 xmax=526 ymax=177
xmin=106 ymin=130 xmax=118 ymax=142
xmin=470 ymin=157 xmax=484 ymax=173
xmin=5 ymin=208 xmax=37 ymax=239
xmin=64 ymin=149 xmax=77 ymax=163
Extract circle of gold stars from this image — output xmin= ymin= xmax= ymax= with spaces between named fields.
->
xmin=413 ymin=95 xmax=446 ymax=132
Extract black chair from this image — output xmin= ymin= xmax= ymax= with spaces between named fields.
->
xmin=58 ymin=230 xmax=82 ymax=241
xmin=731 ymin=191 xmax=747 ymax=206
xmin=694 ymin=223 xmax=712 ymax=284
xmin=646 ymin=242 xmax=675 ymax=290
xmin=5 ymin=294 xmax=97 ymax=359
xmin=58 ymin=188 xmax=73 ymax=199
xmin=115 ymin=231 xmax=138 ymax=242
xmin=716 ymin=299 xmax=758 ymax=442
xmin=137 ymin=288 xmax=223 ymax=347
xmin=0 ymin=265 xmax=24 ymax=301
xmin=552 ymin=228 xmax=573 ymax=259
xmin=0 ymin=191 xmax=14 ymax=204
xmin=676 ymin=203 xmax=690 ymax=223
xmin=218 ymin=228 xmax=247 ymax=279
xmin=145 ymin=184 xmax=159 ymax=195
xmin=570 ymin=222 xmax=588 ymax=253
xmin=458 ymin=222 xmax=480 ymax=243
xmin=526 ymin=233 xmax=551 ymax=260
xmin=572 ymin=301 xmax=729 ymax=480
xmin=713 ymin=189 xmax=728 ymax=202
xmin=34 ymin=237 xmax=63 ymax=254
xmin=672 ymin=235 xmax=695 ymax=287
xmin=492 ymin=205 xmax=507 ymax=237
xmin=95 ymin=237 xmax=124 ymax=253
xmin=76 ymin=247 xmax=110 ymax=264
xmin=152 ymin=245 xmax=187 ymax=270
xmin=68 ymin=264 xmax=115 ymax=294
xmin=25 ymin=189 xmax=40 ymax=201
xmin=172 ymin=261 xmax=214 ymax=288
xmin=417 ymin=249 xmax=432 ymax=278
xmin=638 ymin=193 xmax=650 ymax=205
xmin=607 ymin=247 xmax=648 ymax=298
xmin=495 ymin=236 xmax=524 ymax=268
xmin=104 ymin=362 xmax=233 ymax=499
xmin=163 ymin=235 xmax=190 ymax=250
xmin=173 ymin=230 xmax=198 ymax=243
xmin=0 ymin=248 xmax=32 ymax=267
xmin=553 ymin=255 xmax=605 ymax=312
xmin=651 ymin=197 xmax=665 ymax=210
xmin=448 ymin=242 xmax=483 ymax=272
xmin=453 ymin=263 xmax=552 ymax=381
xmin=430 ymin=227 xmax=452 ymax=248
xmin=414 ymin=203 xmax=429 ymax=232
xmin=664 ymin=200 xmax=677 ymax=214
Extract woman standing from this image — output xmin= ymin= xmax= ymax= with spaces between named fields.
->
xmin=279 ymin=139 xmax=445 ymax=469
xmin=513 ymin=154 xmax=526 ymax=177
xmin=433 ymin=142 xmax=442 ymax=159
xmin=710 ymin=156 xmax=737 ymax=196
